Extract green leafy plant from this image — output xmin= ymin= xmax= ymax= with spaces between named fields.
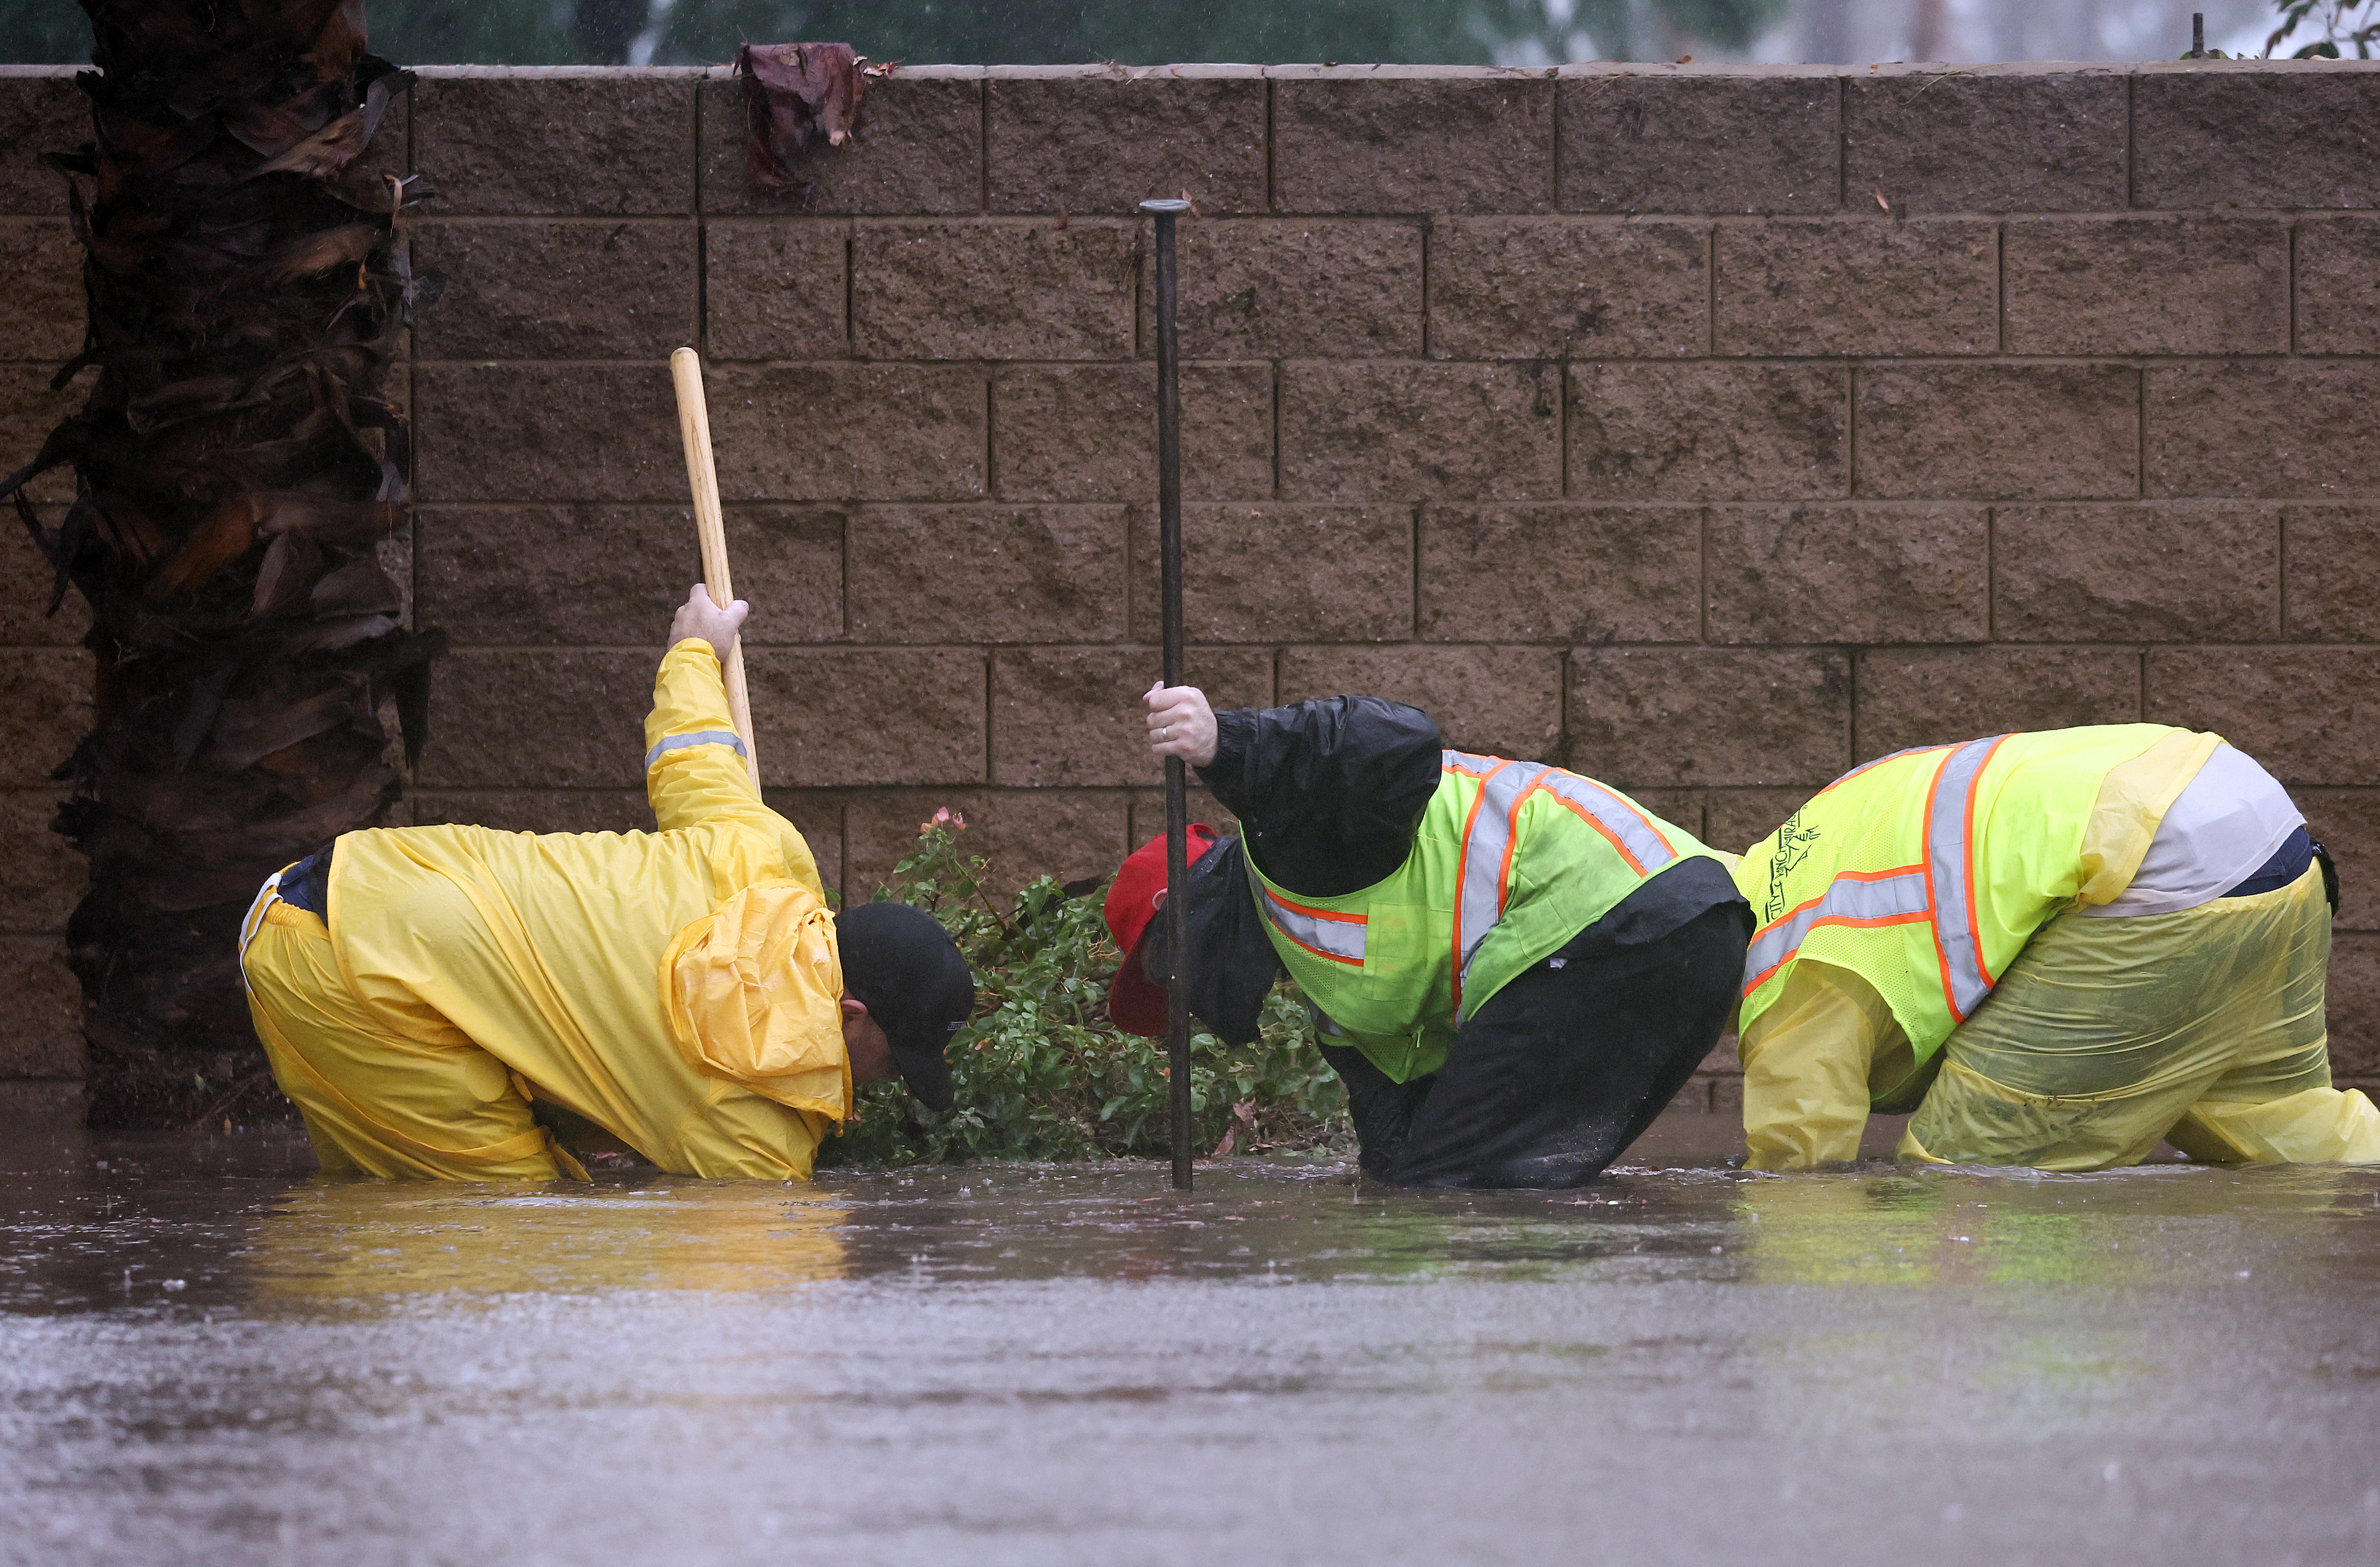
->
xmin=2263 ymin=0 xmax=2380 ymax=57
xmin=819 ymin=811 xmax=1349 ymax=1168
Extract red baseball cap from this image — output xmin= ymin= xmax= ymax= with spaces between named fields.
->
xmin=1103 ymin=825 xmax=1220 ymax=1037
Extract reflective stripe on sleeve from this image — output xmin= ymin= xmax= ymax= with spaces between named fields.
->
xmin=1258 ymin=886 xmax=1367 ymax=966
xmin=1740 ymin=867 xmax=1931 ymax=996
xmin=644 ymin=728 xmax=751 ymax=772
xmin=1924 ymin=734 xmax=2009 ymax=1021
xmin=1451 ymin=756 xmax=1537 ymax=1009
xmin=1530 ymin=770 xmax=1678 ymax=877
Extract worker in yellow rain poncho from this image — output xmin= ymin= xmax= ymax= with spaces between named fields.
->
xmin=1732 ymin=724 xmax=2380 ymax=1172
xmin=237 ymin=587 xmax=975 ymax=1181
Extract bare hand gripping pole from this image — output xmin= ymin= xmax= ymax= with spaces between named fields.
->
xmin=669 ymin=347 xmax=762 ymax=787
xmin=1142 ymin=198 xmax=1194 ymax=1193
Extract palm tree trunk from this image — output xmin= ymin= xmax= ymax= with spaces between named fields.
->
xmin=0 ymin=0 xmax=441 ymax=1127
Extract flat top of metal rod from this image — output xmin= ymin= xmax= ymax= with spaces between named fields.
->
xmin=1139 ymin=198 xmax=1192 ymax=214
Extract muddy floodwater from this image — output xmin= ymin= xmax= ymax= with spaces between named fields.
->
xmin=6 ymin=1123 xmax=2380 ymax=1567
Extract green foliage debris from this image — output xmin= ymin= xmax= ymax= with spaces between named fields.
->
xmin=819 ymin=813 xmax=1350 ymax=1168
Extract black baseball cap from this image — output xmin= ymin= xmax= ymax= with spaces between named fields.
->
xmin=834 ymin=900 xmax=975 ymax=1112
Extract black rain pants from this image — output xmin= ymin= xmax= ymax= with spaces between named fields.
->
xmin=1323 ymin=901 xmax=1751 ymax=1189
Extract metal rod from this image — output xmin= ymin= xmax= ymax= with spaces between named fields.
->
xmin=2193 ymin=12 xmax=2204 ymax=56
xmin=1142 ymin=196 xmax=1194 ymax=1193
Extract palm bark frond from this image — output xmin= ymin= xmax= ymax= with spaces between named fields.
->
xmin=4 ymin=0 xmax=441 ymax=1127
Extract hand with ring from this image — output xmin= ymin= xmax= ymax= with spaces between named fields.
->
xmin=1143 ymin=681 xmax=1217 ymax=767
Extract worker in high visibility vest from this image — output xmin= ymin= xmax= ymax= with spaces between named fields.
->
xmin=1108 ymin=685 xmax=1752 ymax=1187
xmin=236 ymin=587 xmax=975 ymax=1180
xmin=1733 ymin=724 xmax=2380 ymax=1171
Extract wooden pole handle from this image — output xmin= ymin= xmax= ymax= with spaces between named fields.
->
xmin=669 ymin=348 xmax=760 ymax=787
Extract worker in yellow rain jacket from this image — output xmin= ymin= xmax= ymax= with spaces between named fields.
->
xmin=1733 ymin=724 xmax=2380 ymax=1171
xmin=236 ymin=586 xmax=975 ymax=1181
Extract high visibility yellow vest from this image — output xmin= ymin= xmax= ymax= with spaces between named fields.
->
xmin=1249 ymin=751 xmax=1721 ymax=1082
xmin=1736 ymin=724 xmax=2190 ymax=1063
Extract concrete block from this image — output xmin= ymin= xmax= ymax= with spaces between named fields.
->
xmin=761 ymin=792 xmax=845 ymax=894
xmin=2135 ymin=62 xmax=2380 ymax=210
xmin=2328 ymin=933 xmax=2380 ymax=1080
xmin=0 ymin=218 xmax=82 ymax=366
xmin=2147 ymin=648 xmax=2380 ymax=788
xmin=703 ymin=362 xmax=986 ymax=503
xmin=0 ymin=648 xmax=87 ymax=788
xmin=0 ymin=363 xmax=92 ymax=505
xmin=1856 ymin=647 xmax=2141 ymax=758
xmin=1157 ymin=219 xmax=1423 ymax=359
xmin=987 ymin=72 xmax=1266 ymax=216
xmin=0 ymin=935 xmax=79 ymax=1078
xmin=1131 ymin=504 xmax=1414 ymax=643
xmin=2295 ymin=789 xmax=2380 ymax=932
xmin=411 ymin=218 xmax=697 ymax=360
xmin=2284 ymin=506 xmax=2380 ymax=641
xmin=1418 ymin=504 xmax=1701 ymax=644
xmin=1280 ymin=645 xmax=1564 ymax=761
xmin=1706 ymin=503 xmax=1987 ymax=644
xmin=0 ymin=513 xmax=87 ymax=646
xmin=847 ymin=505 xmax=1128 ymax=644
xmin=991 ymin=362 xmax=1273 ymax=503
xmin=2003 ymin=218 xmax=2288 ymax=356
xmin=1429 ymin=218 xmax=1705 ymax=360
xmin=0 ymin=70 xmax=82 ymax=215
xmin=1715 ymin=219 xmax=1994 ymax=357
xmin=1127 ymin=787 xmax=1240 ymax=853
xmin=1705 ymin=787 xmax=1817 ymax=854
xmin=410 ymin=789 xmax=657 ymax=836
xmin=1844 ymin=65 xmax=2128 ymax=213
xmin=412 ymin=362 xmax=682 ymax=503
xmin=1557 ymin=68 xmax=1837 ymax=215
xmin=415 ymin=504 xmax=843 ymax=646
xmin=698 ymin=73 xmax=983 ymax=216
xmin=414 ymin=70 xmax=697 ymax=215
xmin=853 ymin=218 xmax=1136 ymax=361
xmin=1855 ymin=365 xmax=2137 ymax=501
xmin=991 ymin=647 xmax=1271 ymax=786
xmin=703 ymin=218 xmax=850 ymax=361
xmin=2296 ymin=219 xmax=2380 ymax=355
xmin=1280 ymin=361 xmax=1562 ymax=502
xmin=1992 ymin=504 xmax=2279 ymax=643
xmin=420 ymin=648 xmax=653 ymax=788
xmin=747 ymin=648 xmax=989 ymax=788
xmin=1570 ymin=362 xmax=1848 ymax=502
xmin=0 ymin=789 xmax=77 ymax=934
xmin=1271 ymin=73 xmax=1554 ymax=214
xmin=2147 ymin=363 xmax=2380 ymax=500
xmin=846 ymin=788 xmax=1130 ymax=901
xmin=1568 ymin=648 xmax=1852 ymax=788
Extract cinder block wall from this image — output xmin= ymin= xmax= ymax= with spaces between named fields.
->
xmin=6 ymin=59 xmax=2380 ymax=1111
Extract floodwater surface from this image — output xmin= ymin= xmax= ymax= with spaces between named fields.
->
xmin=4 ymin=1123 xmax=2379 ymax=1566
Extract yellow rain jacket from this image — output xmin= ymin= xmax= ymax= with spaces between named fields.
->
xmin=240 ymin=640 xmax=851 ymax=1180
xmin=1735 ymin=731 xmax=2380 ymax=1171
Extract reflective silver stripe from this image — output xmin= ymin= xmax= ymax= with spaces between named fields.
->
xmin=1533 ymin=770 xmax=1678 ymax=876
xmin=1259 ymin=886 xmax=1366 ymax=965
xmin=1925 ymin=735 xmax=2006 ymax=1020
xmin=644 ymin=728 xmax=750 ymax=771
xmin=1453 ymin=759 xmax=1546 ymax=1000
xmin=1742 ymin=869 xmax=1930 ymax=993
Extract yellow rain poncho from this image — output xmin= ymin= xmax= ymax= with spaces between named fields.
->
xmin=239 ymin=641 xmax=851 ymax=1180
xmin=1739 ymin=739 xmax=2380 ymax=1172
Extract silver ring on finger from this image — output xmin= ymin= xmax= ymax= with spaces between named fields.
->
xmin=1159 ymin=725 xmax=1171 ymax=741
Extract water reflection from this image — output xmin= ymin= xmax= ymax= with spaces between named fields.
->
xmin=246 ymin=1181 xmax=852 ymax=1305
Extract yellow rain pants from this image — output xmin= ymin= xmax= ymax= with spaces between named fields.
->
xmin=1743 ymin=864 xmax=2380 ymax=1171
xmin=239 ymin=640 xmax=845 ymax=1181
